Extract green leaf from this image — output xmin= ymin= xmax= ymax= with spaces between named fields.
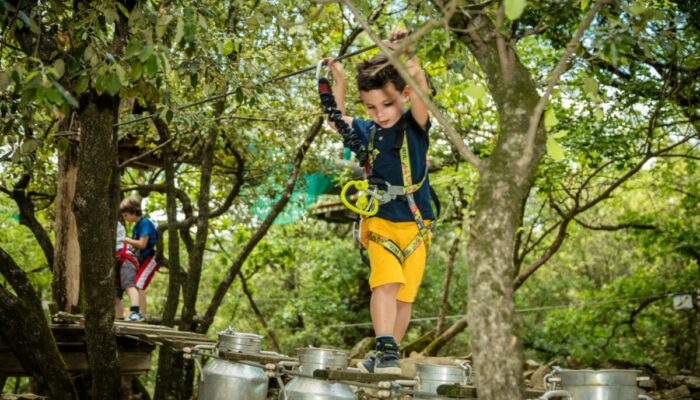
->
xmin=174 ymin=17 xmax=184 ymax=46
xmin=0 ymin=71 xmax=9 ymax=93
xmin=629 ymin=2 xmax=646 ymax=16
xmin=582 ymin=76 xmax=598 ymax=99
xmin=21 ymin=137 xmax=39 ymax=154
xmin=50 ymin=77 xmax=79 ymax=107
xmin=465 ymin=83 xmax=486 ymax=101
xmin=505 ymin=0 xmax=527 ymax=20
xmin=553 ymin=130 xmax=568 ymax=139
xmin=18 ymin=11 xmax=40 ymax=34
xmin=105 ymin=73 xmax=121 ymax=96
xmin=75 ymin=75 xmax=90 ymax=95
xmin=130 ymin=61 xmax=143 ymax=80
xmin=46 ymin=87 xmax=62 ymax=104
xmin=116 ymin=2 xmax=130 ymax=18
xmin=145 ymin=55 xmax=158 ymax=77
xmin=104 ymin=6 xmax=119 ymax=25
xmin=184 ymin=22 xmax=196 ymax=44
xmin=124 ymin=41 xmax=143 ymax=59
xmin=52 ymin=59 xmax=65 ymax=79
xmin=115 ymin=64 xmax=128 ymax=85
xmin=581 ymin=0 xmax=590 ymax=11
xmin=546 ymin=137 xmax=565 ymax=161
xmin=594 ymin=108 xmax=605 ymax=121
xmin=544 ymin=108 xmax=559 ymax=129
xmin=222 ymin=39 xmax=234 ymax=56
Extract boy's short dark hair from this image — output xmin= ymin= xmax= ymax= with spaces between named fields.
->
xmin=120 ymin=196 xmax=142 ymax=217
xmin=356 ymin=54 xmax=406 ymax=92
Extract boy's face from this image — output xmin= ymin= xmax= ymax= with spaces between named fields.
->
xmin=360 ymin=83 xmax=410 ymax=129
xmin=121 ymin=212 xmax=139 ymax=223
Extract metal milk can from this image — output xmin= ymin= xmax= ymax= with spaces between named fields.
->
xmin=282 ymin=347 xmax=357 ymax=400
xmin=198 ymin=329 xmax=269 ymax=400
xmin=540 ymin=367 xmax=654 ymax=400
xmin=414 ymin=361 xmax=474 ymax=399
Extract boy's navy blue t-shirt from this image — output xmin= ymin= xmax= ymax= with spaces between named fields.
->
xmin=132 ymin=218 xmax=157 ymax=260
xmin=352 ymin=110 xmax=434 ymax=222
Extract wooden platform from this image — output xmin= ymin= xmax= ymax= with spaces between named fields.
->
xmin=0 ymin=313 xmax=215 ymax=378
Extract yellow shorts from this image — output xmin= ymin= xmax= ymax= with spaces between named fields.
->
xmin=366 ymin=217 xmax=430 ymax=303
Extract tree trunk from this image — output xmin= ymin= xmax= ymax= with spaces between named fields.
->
xmin=53 ymin=140 xmax=81 ymax=312
xmin=0 ymin=247 xmax=78 ymax=399
xmin=151 ymin=116 xmax=186 ymax=400
xmin=695 ymin=253 xmax=700 ymax=375
xmin=181 ymin=98 xmax=223 ymax=332
xmin=436 ymin=233 xmax=460 ymax=337
xmin=73 ymin=91 xmax=121 ymax=399
xmin=451 ymin=12 xmax=547 ymax=400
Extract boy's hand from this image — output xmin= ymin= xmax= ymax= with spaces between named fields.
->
xmin=323 ymin=57 xmax=345 ymax=82
xmin=386 ymin=28 xmax=414 ymax=57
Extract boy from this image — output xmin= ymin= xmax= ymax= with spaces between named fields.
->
xmin=326 ymin=29 xmax=433 ymax=375
xmin=115 ymin=220 xmax=144 ymax=321
xmin=120 ymin=196 xmax=158 ymax=318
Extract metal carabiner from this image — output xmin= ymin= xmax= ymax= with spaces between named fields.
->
xmin=316 ymin=59 xmax=330 ymax=81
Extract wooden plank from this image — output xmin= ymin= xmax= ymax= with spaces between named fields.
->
xmin=313 ymin=368 xmax=402 ymax=383
xmin=435 ymin=385 xmax=545 ymax=399
xmin=0 ymin=350 xmax=151 ymax=375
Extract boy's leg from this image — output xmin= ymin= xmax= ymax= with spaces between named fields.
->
xmin=125 ymin=287 xmax=140 ymax=309
xmin=139 ymin=289 xmax=147 ymax=315
xmin=393 ymin=300 xmax=413 ymax=343
xmin=370 ymin=283 xmax=401 ymax=336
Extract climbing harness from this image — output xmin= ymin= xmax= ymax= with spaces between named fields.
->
xmin=316 ymin=59 xmax=438 ymax=265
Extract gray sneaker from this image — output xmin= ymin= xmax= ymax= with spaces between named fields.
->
xmin=357 ymin=353 xmax=376 ymax=373
xmin=374 ymin=347 xmax=401 ymax=375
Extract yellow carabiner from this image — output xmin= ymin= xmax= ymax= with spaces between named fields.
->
xmin=340 ymin=180 xmax=379 ymax=217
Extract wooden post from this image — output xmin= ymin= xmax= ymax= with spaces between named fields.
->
xmin=52 ymin=137 xmax=81 ymax=313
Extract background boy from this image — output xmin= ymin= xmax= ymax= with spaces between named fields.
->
xmin=115 ymin=220 xmax=144 ymax=321
xmin=326 ymin=29 xmax=433 ymax=375
xmin=120 ymin=196 xmax=158 ymax=317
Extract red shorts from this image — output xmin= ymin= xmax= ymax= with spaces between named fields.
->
xmin=134 ymin=254 xmax=159 ymax=290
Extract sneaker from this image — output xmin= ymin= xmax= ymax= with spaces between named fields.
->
xmin=357 ymin=353 xmax=376 ymax=373
xmin=127 ymin=311 xmax=144 ymax=322
xmin=374 ymin=347 xmax=401 ymax=375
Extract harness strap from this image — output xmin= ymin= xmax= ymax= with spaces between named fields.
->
xmin=365 ymin=117 xmax=434 ymax=264
xmin=115 ymin=243 xmax=139 ymax=269
xmin=367 ymin=226 xmax=432 ymax=266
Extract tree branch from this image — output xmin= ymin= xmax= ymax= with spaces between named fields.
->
xmin=519 ymin=0 xmax=607 ymax=169
xmin=199 ymin=117 xmax=324 ymax=333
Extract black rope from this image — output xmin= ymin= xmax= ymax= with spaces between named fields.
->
xmin=318 ymin=77 xmax=368 ymax=167
xmin=116 ymin=45 xmax=378 ymax=128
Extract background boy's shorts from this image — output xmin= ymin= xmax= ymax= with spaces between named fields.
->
xmin=134 ymin=254 xmax=159 ymax=290
xmin=366 ymin=217 xmax=430 ymax=303
xmin=114 ymin=257 xmax=138 ymax=298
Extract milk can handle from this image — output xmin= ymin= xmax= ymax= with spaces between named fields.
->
xmin=457 ymin=360 xmax=473 ymax=385
xmin=543 ymin=366 xmax=561 ymax=391
xmin=538 ymin=390 xmax=572 ymax=399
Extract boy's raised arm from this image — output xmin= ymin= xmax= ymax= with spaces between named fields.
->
xmin=325 ymin=58 xmax=354 ymax=127
xmin=390 ymin=29 xmax=430 ymax=130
